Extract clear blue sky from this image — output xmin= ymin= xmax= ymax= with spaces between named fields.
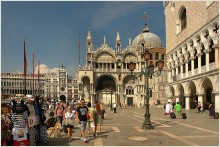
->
xmin=1 ymin=1 xmax=165 ymax=76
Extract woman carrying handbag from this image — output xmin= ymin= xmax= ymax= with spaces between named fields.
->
xmin=64 ymin=106 xmax=75 ymax=142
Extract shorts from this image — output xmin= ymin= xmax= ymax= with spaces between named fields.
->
xmin=87 ymin=121 xmax=95 ymax=128
xmin=57 ymin=116 xmax=63 ymax=124
xmin=66 ymin=125 xmax=74 ymax=129
xmin=80 ymin=121 xmax=87 ymax=131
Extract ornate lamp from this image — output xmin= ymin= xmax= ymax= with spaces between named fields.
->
xmin=128 ymin=49 xmax=164 ymax=129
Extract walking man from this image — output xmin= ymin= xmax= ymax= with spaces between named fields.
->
xmin=76 ymin=99 xmax=90 ymax=143
xmin=174 ymin=102 xmax=181 ymax=119
xmin=113 ymin=103 xmax=117 ymax=113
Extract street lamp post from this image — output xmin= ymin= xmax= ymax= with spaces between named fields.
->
xmin=128 ymin=49 xmax=164 ymax=129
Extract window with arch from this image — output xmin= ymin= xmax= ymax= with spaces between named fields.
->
xmin=181 ymin=7 xmax=187 ymax=30
xmin=209 ymin=41 xmax=215 ymax=63
xmin=194 ymin=49 xmax=198 ymax=69
xmin=126 ymin=86 xmax=134 ymax=95
xmin=201 ymin=46 xmax=206 ymax=66
xmin=161 ymin=54 xmax=165 ymax=60
xmin=150 ymin=54 xmax=153 ymax=60
xmin=183 ymin=63 xmax=186 ymax=73
xmin=177 ymin=6 xmax=187 ymax=34
xmin=155 ymin=53 xmax=159 ymax=60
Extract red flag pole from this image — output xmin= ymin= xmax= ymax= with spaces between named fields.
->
xmin=24 ymin=39 xmax=27 ymax=96
xmin=38 ymin=57 xmax=40 ymax=95
xmin=32 ymin=49 xmax=34 ymax=96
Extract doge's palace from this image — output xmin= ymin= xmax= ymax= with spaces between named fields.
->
xmin=164 ymin=1 xmax=219 ymax=112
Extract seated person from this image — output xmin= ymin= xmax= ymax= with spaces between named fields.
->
xmin=196 ymin=102 xmax=202 ymax=112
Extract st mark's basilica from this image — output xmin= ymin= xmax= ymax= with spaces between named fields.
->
xmin=77 ymin=19 xmax=167 ymax=107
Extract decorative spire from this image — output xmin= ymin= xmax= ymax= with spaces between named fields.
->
xmin=116 ymin=32 xmax=120 ymax=42
xmin=143 ymin=12 xmax=149 ymax=32
xmin=87 ymin=31 xmax=91 ymax=41
xmin=104 ymin=36 xmax=106 ymax=45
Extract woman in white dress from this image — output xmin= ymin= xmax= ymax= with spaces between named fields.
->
xmin=64 ymin=106 xmax=75 ymax=142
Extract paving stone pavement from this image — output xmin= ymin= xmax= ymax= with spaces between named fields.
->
xmin=46 ymin=107 xmax=219 ymax=146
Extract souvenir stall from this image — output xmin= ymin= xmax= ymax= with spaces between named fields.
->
xmin=11 ymin=98 xmax=29 ymax=146
xmin=1 ymin=103 xmax=13 ymax=146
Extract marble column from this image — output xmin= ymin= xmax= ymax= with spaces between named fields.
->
xmin=180 ymin=64 xmax=183 ymax=79
xmin=197 ymin=93 xmax=204 ymax=106
xmin=184 ymin=94 xmax=190 ymax=110
xmin=175 ymin=97 xmax=180 ymax=103
xmin=185 ymin=62 xmax=189 ymax=77
xmin=176 ymin=66 xmax=178 ymax=75
xmin=213 ymin=92 xmax=219 ymax=112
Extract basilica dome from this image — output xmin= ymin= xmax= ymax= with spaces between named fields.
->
xmin=132 ymin=24 xmax=162 ymax=49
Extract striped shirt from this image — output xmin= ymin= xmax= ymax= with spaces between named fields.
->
xmin=11 ymin=112 xmax=28 ymax=128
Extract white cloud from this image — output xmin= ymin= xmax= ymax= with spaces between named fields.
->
xmin=35 ymin=64 xmax=49 ymax=74
xmin=13 ymin=71 xmax=23 ymax=74
xmin=35 ymin=64 xmax=59 ymax=75
xmin=91 ymin=2 xmax=148 ymax=30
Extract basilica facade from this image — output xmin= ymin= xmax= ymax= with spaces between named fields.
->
xmin=77 ymin=22 xmax=167 ymax=107
xmin=164 ymin=1 xmax=219 ymax=112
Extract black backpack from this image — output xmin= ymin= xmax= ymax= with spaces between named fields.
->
xmin=46 ymin=117 xmax=57 ymax=128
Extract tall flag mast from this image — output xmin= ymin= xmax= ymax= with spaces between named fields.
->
xmin=38 ymin=57 xmax=40 ymax=95
xmin=24 ymin=39 xmax=27 ymax=96
xmin=78 ymin=33 xmax=80 ymax=66
xmin=32 ymin=49 xmax=34 ymax=96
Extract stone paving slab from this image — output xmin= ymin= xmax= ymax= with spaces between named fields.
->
xmin=46 ymin=107 xmax=219 ymax=146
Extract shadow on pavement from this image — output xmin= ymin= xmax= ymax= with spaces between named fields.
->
xmin=47 ymin=137 xmax=69 ymax=146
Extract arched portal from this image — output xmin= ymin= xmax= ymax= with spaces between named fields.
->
xmin=95 ymin=76 xmax=116 ymax=105
xmin=186 ymin=81 xmax=197 ymax=109
xmin=198 ymin=77 xmax=214 ymax=108
xmin=176 ymin=84 xmax=185 ymax=107
xmin=123 ymin=75 xmax=138 ymax=106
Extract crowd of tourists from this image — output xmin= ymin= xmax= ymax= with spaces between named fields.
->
xmin=46 ymin=98 xmax=105 ymax=143
xmin=1 ymin=96 xmax=48 ymax=146
xmin=1 ymin=96 xmax=105 ymax=146
xmin=164 ymin=100 xmax=217 ymax=119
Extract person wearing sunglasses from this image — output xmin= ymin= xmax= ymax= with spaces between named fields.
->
xmin=64 ymin=106 xmax=75 ymax=142
xmin=76 ymin=99 xmax=90 ymax=143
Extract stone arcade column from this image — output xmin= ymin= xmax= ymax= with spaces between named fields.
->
xmin=185 ymin=61 xmax=189 ymax=77
xmin=189 ymin=46 xmax=195 ymax=76
xmin=197 ymin=53 xmax=202 ymax=74
xmin=213 ymin=92 xmax=219 ymax=112
xmin=180 ymin=64 xmax=183 ymax=79
xmin=197 ymin=93 xmax=204 ymax=106
xmin=184 ymin=94 xmax=190 ymax=110
xmin=205 ymin=50 xmax=210 ymax=71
